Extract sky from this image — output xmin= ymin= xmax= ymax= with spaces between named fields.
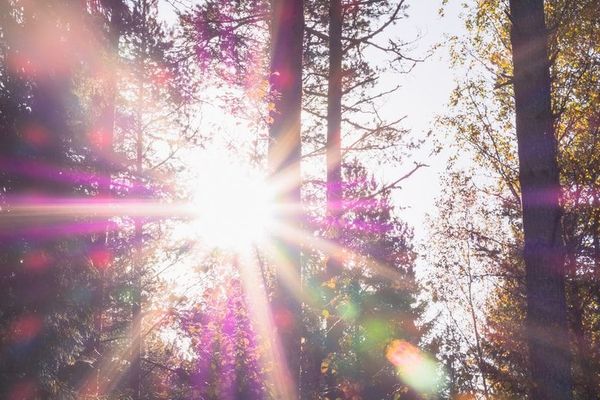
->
xmin=373 ymin=1 xmax=467 ymax=239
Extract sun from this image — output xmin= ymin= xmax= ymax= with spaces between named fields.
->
xmin=189 ymin=155 xmax=275 ymax=250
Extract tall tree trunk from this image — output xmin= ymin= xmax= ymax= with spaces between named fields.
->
xmin=323 ymin=0 xmax=343 ymax=396
xmin=268 ymin=0 xmax=304 ymax=397
xmin=131 ymin=160 xmax=143 ymax=400
xmin=96 ymin=0 xmax=123 ymax=164
xmin=326 ymin=0 xmax=343 ymax=232
xmin=465 ymin=254 xmax=490 ymax=399
xmin=130 ymin=3 xmax=147 ymax=398
xmin=130 ymin=81 xmax=144 ymax=400
xmin=130 ymin=128 xmax=143 ymax=400
xmin=93 ymin=2 xmax=123 ymax=396
xmin=508 ymin=1 xmax=573 ymax=398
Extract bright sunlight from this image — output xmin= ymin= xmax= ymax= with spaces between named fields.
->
xmin=189 ymin=154 xmax=275 ymax=250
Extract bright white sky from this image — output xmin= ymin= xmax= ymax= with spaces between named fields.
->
xmin=374 ymin=1 xmax=466 ymax=241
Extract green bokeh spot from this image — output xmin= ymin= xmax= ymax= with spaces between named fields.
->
xmin=339 ymin=301 xmax=359 ymax=321
xmin=361 ymin=319 xmax=391 ymax=352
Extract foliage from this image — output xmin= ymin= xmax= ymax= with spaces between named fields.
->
xmin=428 ymin=0 xmax=600 ymax=398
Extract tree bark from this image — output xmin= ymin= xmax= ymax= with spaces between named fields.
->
xmin=131 ymin=3 xmax=148 ymax=399
xmin=326 ymin=0 xmax=343 ymax=227
xmin=268 ymin=0 xmax=304 ymax=397
xmin=508 ymin=1 xmax=573 ymax=398
xmin=323 ymin=0 xmax=343 ymax=396
xmin=94 ymin=1 xmax=123 ymax=396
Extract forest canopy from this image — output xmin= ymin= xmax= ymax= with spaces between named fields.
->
xmin=0 ymin=0 xmax=598 ymax=399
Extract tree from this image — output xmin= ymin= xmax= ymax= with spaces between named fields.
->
xmin=267 ymin=0 xmax=305 ymax=397
xmin=312 ymin=0 xmax=417 ymax=395
xmin=88 ymin=0 xmax=125 ymax=396
xmin=508 ymin=1 xmax=573 ymax=398
xmin=104 ymin=0 xmax=198 ymax=397
xmin=0 ymin=1 xmax=106 ymax=396
xmin=302 ymin=160 xmax=430 ymax=399
xmin=177 ymin=262 xmax=267 ymax=400
xmin=321 ymin=0 xmax=344 ymax=395
xmin=431 ymin=0 xmax=599 ymax=398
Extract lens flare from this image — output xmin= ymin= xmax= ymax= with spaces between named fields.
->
xmin=385 ymin=339 xmax=441 ymax=395
xmin=22 ymin=250 xmax=52 ymax=272
xmin=10 ymin=314 xmax=43 ymax=344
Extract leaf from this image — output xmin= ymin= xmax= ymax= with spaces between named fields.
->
xmin=323 ymin=279 xmax=336 ymax=289
xmin=320 ymin=359 xmax=329 ymax=374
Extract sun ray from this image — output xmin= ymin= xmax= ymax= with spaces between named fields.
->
xmin=236 ymin=250 xmax=298 ymax=399
xmin=273 ymin=222 xmax=410 ymax=285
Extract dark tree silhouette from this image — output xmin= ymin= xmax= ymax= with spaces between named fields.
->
xmin=509 ymin=0 xmax=573 ymax=398
xmin=267 ymin=0 xmax=304 ymax=397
